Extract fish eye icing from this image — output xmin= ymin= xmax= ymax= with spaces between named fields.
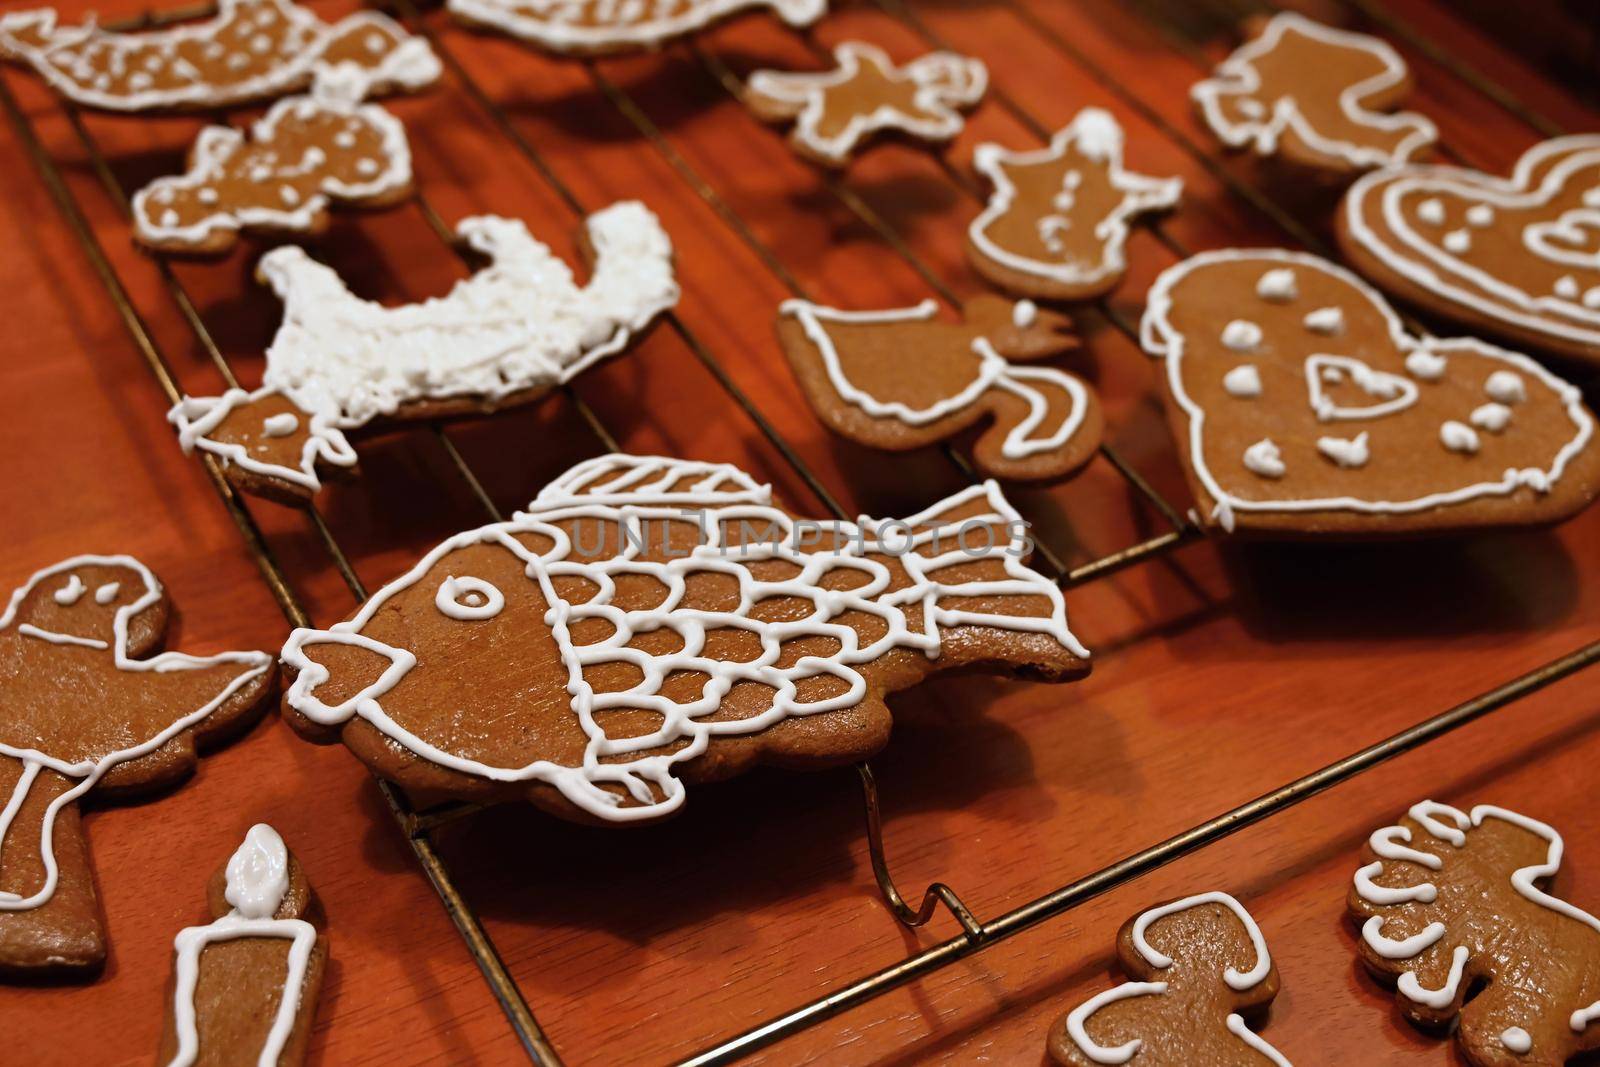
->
xmin=557 ymin=510 xmax=1036 ymax=560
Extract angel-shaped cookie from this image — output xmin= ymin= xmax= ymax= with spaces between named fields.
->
xmin=1048 ymin=892 xmax=1292 ymax=1065
xmin=0 ymin=556 xmax=275 ymax=977
xmin=1350 ymin=801 xmax=1600 ymax=1066
xmin=158 ymin=825 xmax=326 ymax=1067
xmin=1341 ymin=135 xmax=1600 ymax=364
xmin=131 ymin=68 xmax=413 ymax=255
xmin=1141 ymin=248 xmax=1600 ymax=536
xmin=169 ymin=203 xmax=678 ymax=503
xmin=0 ymin=0 xmax=438 ymax=112
xmin=776 ymin=295 xmax=1102 ymax=481
xmin=969 ymin=108 xmax=1182 ymax=301
xmin=1192 ymin=12 xmax=1437 ymax=175
xmin=745 ymin=42 xmax=986 ymax=167
xmin=448 ymin=0 xmax=826 ymax=56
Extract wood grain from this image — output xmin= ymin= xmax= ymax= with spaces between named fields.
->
xmin=2 ymin=0 xmax=1598 ymax=1064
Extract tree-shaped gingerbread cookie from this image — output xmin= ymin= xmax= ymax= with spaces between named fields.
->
xmin=1350 ymin=800 xmax=1600 ymax=1065
xmin=0 ymin=556 xmax=275 ymax=977
xmin=1048 ymin=892 xmax=1292 ymax=1065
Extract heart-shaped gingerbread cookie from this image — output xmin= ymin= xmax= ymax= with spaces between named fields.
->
xmin=1340 ymin=136 xmax=1600 ymax=364
xmin=1141 ymin=249 xmax=1600 ymax=535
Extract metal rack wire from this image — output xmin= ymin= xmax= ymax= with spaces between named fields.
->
xmin=3 ymin=0 xmax=1598 ymax=1062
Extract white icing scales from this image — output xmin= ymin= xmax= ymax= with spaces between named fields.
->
xmin=170 ymin=203 xmax=679 ymax=492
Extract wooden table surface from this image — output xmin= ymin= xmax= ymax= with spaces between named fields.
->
xmin=3 ymin=0 xmax=1599 ymax=1063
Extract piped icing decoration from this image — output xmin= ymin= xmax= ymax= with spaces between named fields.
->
xmin=1191 ymin=11 xmax=1437 ymax=173
xmin=280 ymin=454 xmax=1091 ymax=826
xmin=1256 ymin=268 xmax=1298 ymax=303
xmin=1139 ymin=248 xmax=1598 ymax=535
xmin=131 ymin=69 xmax=413 ymax=254
xmin=1349 ymin=801 xmax=1600 ymax=1066
xmin=0 ymin=0 xmax=439 ymax=112
xmin=1304 ymin=307 xmax=1344 ymax=335
xmin=775 ymin=295 xmax=1100 ymax=482
xmin=1048 ymin=892 xmax=1292 ymax=1066
xmin=1223 ymin=365 xmax=1263 ymax=398
xmin=169 ymin=203 xmax=678 ymax=501
xmin=1243 ymin=439 xmax=1284 ymax=479
xmin=967 ymin=107 xmax=1182 ymax=301
xmin=164 ymin=825 xmax=322 ymax=1067
xmin=1222 ymin=320 xmax=1263 ymax=353
xmin=447 ymin=0 xmax=827 ymax=56
xmin=1340 ymin=135 xmax=1600 ymax=363
xmin=744 ymin=41 xmax=986 ymax=168
xmin=0 ymin=556 xmax=273 ymax=976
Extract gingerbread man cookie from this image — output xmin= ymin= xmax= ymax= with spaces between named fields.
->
xmin=1048 ymin=892 xmax=1291 ymax=1066
xmin=157 ymin=825 xmax=325 ymax=1067
xmin=1140 ymin=249 xmax=1600 ymax=536
xmin=449 ymin=0 xmax=826 ymax=56
xmin=0 ymin=0 xmax=439 ymax=113
xmin=745 ymin=42 xmax=987 ymax=168
xmin=776 ymin=295 xmax=1102 ymax=482
xmin=169 ymin=203 xmax=678 ymax=503
xmin=0 ymin=556 xmax=275 ymax=978
xmin=131 ymin=70 xmax=413 ymax=255
xmin=1192 ymin=12 xmax=1437 ymax=176
xmin=280 ymin=454 xmax=1090 ymax=826
xmin=968 ymin=108 xmax=1183 ymax=301
xmin=1341 ymin=135 xmax=1600 ymax=365
xmin=1350 ymin=801 xmax=1600 ymax=1066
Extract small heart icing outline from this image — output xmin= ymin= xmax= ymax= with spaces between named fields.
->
xmin=1140 ymin=248 xmax=1595 ymax=532
xmin=1304 ymin=354 xmax=1419 ymax=421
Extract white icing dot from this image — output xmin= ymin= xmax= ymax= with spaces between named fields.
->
xmin=366 ymin=31 xmax=387 ymax=54
xmin=1317 ymin=431 xmax=1370 ymax=469
xmin=1443 ymin=229 xmax=1471 ymax=254
xmin=1501 ymin=1027 xmax=1532 ymax=1055
xmin=334 ymin=130 xmax=357 ymax=149
xmin=53 ymin=574 xmax=86 ymax=605
xmin=1406 ymin=351 xmax=1448 ymax=381
xmin=1063 ymin=170 xmax=1082 ymax=189
xmin=1556 ymin=275 xmax=1580 ymax=300
xmin=1223 ymin=364 xmax=1262 ymax=398
xmin=1221 ymin=320 xmax=1263 ymax=353
xmin=1585 ymin=288 xmax=1600 ymax=310
xmin=94 ymin=582 xmax=121 ymax=605
xmin=1303 ymin=307 xmax=1344 ymax=335
xmin=1255 ymin=268 xmax=1297 ymax=303
xmin=262 ymin=413 xmax=300 ymax=437
xmin=1242 ymin=439 xmax=1285 ymax=478
xmin=249 ymin=33 xmax=273 ymax=54
xmin=1441 ymin=420 xmax=1481 ymax=454
xmin=198 ymin=187 xmax=219 ymax=205
xmin=435 ymin=576 xmax=505 ymax=620
xmin=1465 ymin=204 xmax=1494 ymax=227
xmin=280 ymin=185 xmax=300 ymax=206
xmin=1470 ymin=402 xmax=1512 ymax=433
xmin=1485 ymin=370 xmax=1526 ymax=404
xmin=161 ymin=209 xmax=179 ymax=227
xmin=249 ymin=164 xmax=272 ymax=182
xmin=1012 ymin=300 xmax=1037 ymax=329
xmin=356 ymin=158 xmax=380 ymax=177
xmin=1416 ymin=197 xmax=1446 ymax=225
xmin=227 ymin=51 xmax=250 ymax=71
xmin=204 ymin=41 xmax=225 ymax=59
xmin=129 ymin=71 xmax=152 ymax=90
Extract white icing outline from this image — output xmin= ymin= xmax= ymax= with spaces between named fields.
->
xmin=1065 ymin=981 xmax=1166 ymax=1065
xmin=778 ymin=299 xmax=1089 ymax=461
xmin=0 ymin=556 xmax=272 ymax=912
xmin=968 ymin=108 xmax=1182 ymax=294
xmin=1191 ymin=11 xmax=1437 ymax=170
xmin=170 ymin=204 xmax=678 ymax=493
xmin=446 ymin=0 xmax=826 ymax=54
xmin=280 ymin=455 xmax=1088 ymax=822
xmin=0 ymin=0 xmax=439 ymax=112
xmin=1227 ymin=1014 xmax=1293 ymax=1067
xmin=130 ymin=72 xmax=413 ymax=251
xmin=167 ymin=825 xmax=314 ymax=1067
xmin=1344 ymin=136 xmax=1600 ymax=352
xmin=1131 ymin=892 xmax=1272 ymax=991
xmin=1304 ymin=355 xmax=1418 ymax=421
xmin=747 ymin=41 xmax=986 ymax=166
xmin=1139 ymin=248 xmax=1594 ymax=532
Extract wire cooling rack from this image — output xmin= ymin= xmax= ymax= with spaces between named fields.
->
xmin=4 ymin=0 xmax=1599 ymax=1062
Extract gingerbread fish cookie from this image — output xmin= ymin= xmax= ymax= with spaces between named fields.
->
xmin=280 ymin=454 xmax=1091 ymax=826
xmin=1350 ymin=801 xmax=1600 ymax=1066
xmin=1048 ymin=892 xmax=1291 ymax=1066
xmin=1192 ymin=12 xmax=1437 ymax=176
xmin=745 ymin=42 xmax=986 ymax=168
xmin=0 ymin=0 xmax=439 ymax=113
xmin=776 ymin=295 xmax=1102 ymax=482
xmin=158 ymin=825 xmax=325 ymax=1067
xmin=131 ymin=71 xmax=413 ymax=255
xmin=449 ymin=0 xmax=826 ymax=56
xmin=0 ymin=556 xmax=275 ymax=978
xmin=968 ymin=108 xmax=1182 ymax=302
xmin=1341 ymin=135 xmax=1600 ymax=365
xmin=1141 ymin=249 xmax=1600 ymax=536
xmin=170 ymin=203 xmax=678 ymax=503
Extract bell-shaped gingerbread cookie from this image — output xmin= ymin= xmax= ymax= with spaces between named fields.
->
xmin=0 ymin=556 xmax=275 ymax=978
